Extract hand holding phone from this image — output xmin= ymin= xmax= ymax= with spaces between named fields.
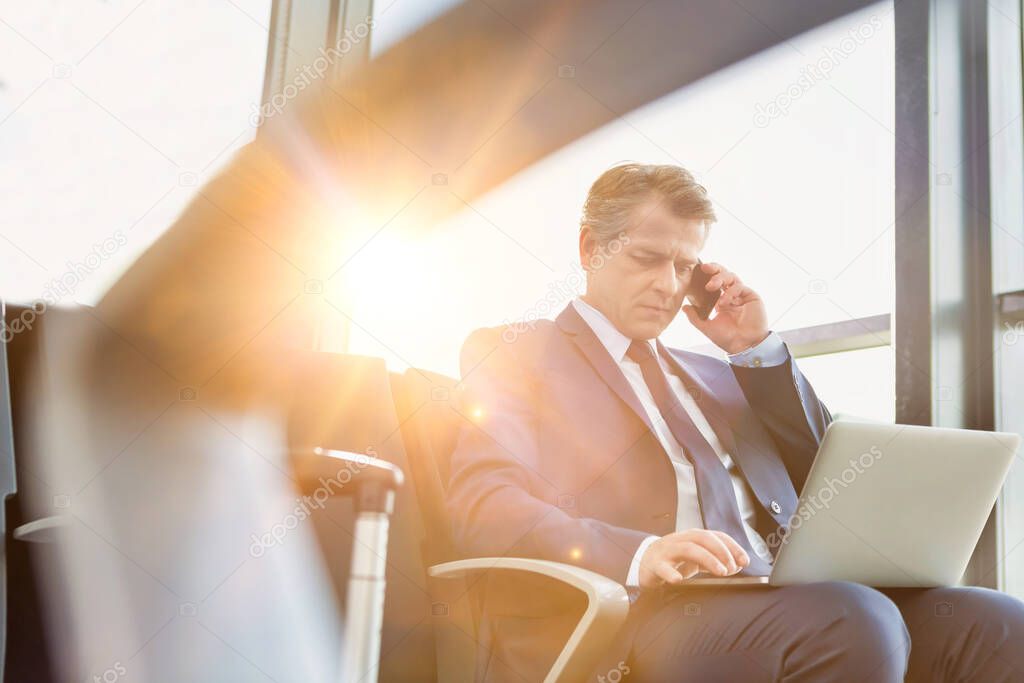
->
xmin=681 ymin=261 xmax=771 ymax=356
xmin=685 ymin=260 xmax=721 ymax=320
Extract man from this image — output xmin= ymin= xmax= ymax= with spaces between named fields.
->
xmin=446 ymin=163 xmax=1024 ymax=682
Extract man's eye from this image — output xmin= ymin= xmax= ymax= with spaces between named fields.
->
xmin=676 ymin=264 xmax=695 ymax=274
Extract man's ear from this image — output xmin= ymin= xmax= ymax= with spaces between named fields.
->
xmin=578 ymin=226 xmax=596 ymax=271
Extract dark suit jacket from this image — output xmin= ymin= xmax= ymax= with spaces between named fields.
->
xmin=446 ymin=303 xmax=832 ymax=681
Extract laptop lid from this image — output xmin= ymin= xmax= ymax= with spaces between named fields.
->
xmin=770 ymin=420 xmax=1020 ymax=587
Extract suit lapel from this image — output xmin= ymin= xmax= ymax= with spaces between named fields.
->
xmin=659 ymin=342 xmax=799 ymax=514
xmin=556 ymin=303 xmax=798 ymax=529
xmin=555 ymin=304 xmax=656 ymax=435
xmin=656 ymin=340 xmax=734 ymax=445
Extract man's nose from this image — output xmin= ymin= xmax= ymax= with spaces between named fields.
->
xmin=650 ymin=262 xmax=680 ymax=298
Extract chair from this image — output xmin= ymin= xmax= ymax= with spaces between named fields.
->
xmin=392 ymin=367 xmax=630 ymax=683
xmin=290 ymin=356 xmax=629 ymax=681
xmin=287 ymin=352 xmax=439 ymax=682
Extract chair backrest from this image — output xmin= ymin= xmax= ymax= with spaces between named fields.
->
xmin=390 ymin=367 xmax=485 ymax=682
xmin=391 ymin=368 xmax=462 ymax=569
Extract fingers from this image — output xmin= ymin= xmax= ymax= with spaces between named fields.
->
xmin=710 ymin=530 xmax=751 ymax=569
xmin=717 ymin=281 xmax=752 ymax=309
xmin=641 ymin=530 xmax=753 ymax=588
xmin=666 ymin=530 xmax=742 ymax=576
xmin=707 ymin=270 xmax=739 ymax=292
xmin=693 ymin=530 xmax=740 ymax=574
xmin=675 ymin=542 xmax=731 ymax=576
xmin=652 ymin=561 xmax=685 ymax=585
xmin=674 ymin=560 xmax=702 ymax=580
xmin=700 ymin=262 xmax=736 ymax=292
xmin=700 ymin=263 xmax=762 ymax=315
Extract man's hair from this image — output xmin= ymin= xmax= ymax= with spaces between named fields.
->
xmin=580 ymin=162 xmax=717 ymax=244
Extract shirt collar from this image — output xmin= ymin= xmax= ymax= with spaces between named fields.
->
xmin=571 ymin=297 xmax=657 ymax=363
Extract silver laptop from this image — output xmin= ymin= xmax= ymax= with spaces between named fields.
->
xmin=686 ymin=420 xmax=1020 ymax=588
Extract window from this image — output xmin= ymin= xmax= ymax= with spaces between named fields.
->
xmin=797 ymin=346 xmax=895 ymax=423
xmin=0 ymin=1 xmax=272 ymax=305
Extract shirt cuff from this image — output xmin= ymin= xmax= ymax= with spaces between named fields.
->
xmin=727 ymin=331 xmax=788 ymax=368
xmin=626 ymin=535 xmax=660 ymax=588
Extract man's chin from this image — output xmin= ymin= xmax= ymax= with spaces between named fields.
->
xmin=624 ymin=319 xmax=667 ymax=341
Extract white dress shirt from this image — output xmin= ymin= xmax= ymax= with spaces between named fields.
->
xmin=570 ymin=297 xmax=788 ymax=587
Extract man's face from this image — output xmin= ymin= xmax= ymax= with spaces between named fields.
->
xmin=580 ymin=196 xmax=707 ymax=340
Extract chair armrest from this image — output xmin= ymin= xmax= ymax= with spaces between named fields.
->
xmin=429 ymin=558 xmax=630 ymax=683
xmin=12 ymin=515 xmax=70 ymax=543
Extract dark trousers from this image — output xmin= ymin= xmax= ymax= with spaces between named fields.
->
xmin=625 ymin=581 xmax=1024 ymax=682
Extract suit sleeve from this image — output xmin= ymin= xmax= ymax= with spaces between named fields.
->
xmin=730 ymin=341 xmax=833 ymax=488
xmin=445 ymin=327 xmax=650 ymax=584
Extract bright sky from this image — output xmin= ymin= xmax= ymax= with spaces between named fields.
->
xmin=0 ymin=0 xmax=271 ymax=305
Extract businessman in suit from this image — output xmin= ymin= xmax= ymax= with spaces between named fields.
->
xmin=446 ymin=163 xmax=1024 ymax=682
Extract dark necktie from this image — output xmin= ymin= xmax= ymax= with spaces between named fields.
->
xmin=626 ymin=340 xmax=772 ymax=576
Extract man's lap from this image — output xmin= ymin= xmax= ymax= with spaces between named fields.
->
xmin=883 ymin=585 xmax=1024 ymax=682
xmin=627 ymin=581 xmax=1024 ymax=683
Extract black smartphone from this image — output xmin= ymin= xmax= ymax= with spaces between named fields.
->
xmin=686 ymin=260 xmax=720 ymax=320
